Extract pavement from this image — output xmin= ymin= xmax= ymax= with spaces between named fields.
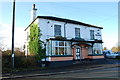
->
xmin=2 ymin=59 xmax=120 ymax=79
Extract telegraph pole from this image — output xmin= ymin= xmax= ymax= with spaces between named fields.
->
xmin=12 ymin=0 xmax=16 ymax=68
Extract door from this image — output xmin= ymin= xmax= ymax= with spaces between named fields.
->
xmin=76 ymin=48 xmax=81 ymax=60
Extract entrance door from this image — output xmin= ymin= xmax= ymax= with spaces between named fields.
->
xmin=76 ymin=48 xmax=81 ymax=60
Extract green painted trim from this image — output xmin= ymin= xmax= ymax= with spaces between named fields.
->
xmin=88 ymin=54 xmax=103 ymax=56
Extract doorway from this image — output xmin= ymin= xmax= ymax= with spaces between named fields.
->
xmin=76 ymin=47 xmax=81 ymax=60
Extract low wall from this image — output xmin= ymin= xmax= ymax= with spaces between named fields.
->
xmin=51 ymin=56 xmax=73 ymax=61
xmin=88 ymin=55 xmax=104 ymax=59
xmin=48 ymin=60 xmax=73 ymax=68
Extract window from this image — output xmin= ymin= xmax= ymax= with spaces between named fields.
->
xmin=93 ymin=43 xmax=102 ymax=54
xmin=88 ymin=44 xmax=102 ymax=55
xmin=90 ymin=30 xmax=94 ymax=40
xmin=54 ymin=25 xmax=61 ymax=36
xmin=52 ymin=41 xmax=71 ymax=55
xmin=76 ymin=48 xmax=80 ymax=53
xmin=75 ymin=28 xmax=80 ymax=38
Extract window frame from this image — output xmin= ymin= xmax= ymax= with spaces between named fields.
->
xmin=52 ymin=41 xmax=72 ymax=56
xmin=75 ymin=28 xmax=80 ymax=38
xmin=54 ymin=24 xmax=62 ymax=37
xmin=90 ymin=30 xmax=95 ymax=40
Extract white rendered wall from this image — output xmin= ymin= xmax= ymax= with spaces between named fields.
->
xmin=38 ymin=18 xmax=102 ymax=41
xmin=25 ymin=18 xmax=103 ymax=56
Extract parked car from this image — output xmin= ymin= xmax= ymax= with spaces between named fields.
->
xmin=103 ymin=50 xmax=113 ymax=58
xmin=106 ymin=51 xmax=120 ymax=59
xmin=113 ymin=52 xmax=120 ymax=58
xmin=103 ymin=50 xmax=112 ymax=54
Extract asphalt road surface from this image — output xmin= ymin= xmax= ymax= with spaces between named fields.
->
xmin=2 ymin=59 xmax=120 ymax=80
xmin=3 ymin=66 xmax=119 ymax=80
xmin=32 ymin=67 xmax=119 ymax=78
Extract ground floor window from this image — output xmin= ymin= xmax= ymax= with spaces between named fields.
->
xmin=88 ymin=46 xmax=93 ymax=55
xmin=51 ymin=41 xmax=72 ymax=55
xmin=88 ymin=43 xmax=102 ymax=55
xmin=93 ymin=43 xmax=102 ymax=55
xmin=94 ymin=49 xmax=101 ymax=54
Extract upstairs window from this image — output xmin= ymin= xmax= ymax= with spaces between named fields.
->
xmin=90 ymin=30 xmax=94 ymax=40
xmin=75 ymin=28 xmax=80 ymax=38
xmin=54 ymin=25 xmax=61 ymax=36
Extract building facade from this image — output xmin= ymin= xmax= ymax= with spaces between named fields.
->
xmin=24 ymin=4 xmax=104 ymax=63
xmin=25 ymin=16 xmax=103 ymax=61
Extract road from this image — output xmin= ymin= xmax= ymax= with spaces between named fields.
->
xmin=31 ymin=67 xmax=119 ymax=78
xmin=3 ymin=66 xmax=119 ymax=80
xmin=2 ymin=59 xmax=120 ymax=80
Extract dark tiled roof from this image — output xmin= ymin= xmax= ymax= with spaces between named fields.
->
xmin=25 ymin=16 xmax=103 ymax=31
xmin=37 ymin=16 xmax=103 ymax=29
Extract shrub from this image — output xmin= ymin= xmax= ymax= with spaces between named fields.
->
xmin=14 ymin=56 xmax=38 ymax=68
xmin=2 ymin=49 xmax=40 ymax=73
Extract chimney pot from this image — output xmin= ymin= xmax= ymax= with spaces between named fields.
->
xmin=33 ymin=4 xmax=35 ymax=9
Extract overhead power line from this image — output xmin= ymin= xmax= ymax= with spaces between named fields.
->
xmin=95 ymin=15 xmax=117 ymax=25
xmin=48 ymin=3 xmax=112 ymax=18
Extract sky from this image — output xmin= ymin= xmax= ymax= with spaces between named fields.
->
xmin=0 ymin=1 xmax=118 ymax=50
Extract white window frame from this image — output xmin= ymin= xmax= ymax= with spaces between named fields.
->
xmin=54 ymin=24 xmax=62 ymax=37
xmin=90 ymin=30 xmax=95 ymax=40
xmin=52 ymin=41 xmax=72 ymax=55
xmin=75 ymin=28 xmax=80 ymax=38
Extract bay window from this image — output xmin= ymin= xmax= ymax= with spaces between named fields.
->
xmin=52 ymin=41 xmax=72 ymax=55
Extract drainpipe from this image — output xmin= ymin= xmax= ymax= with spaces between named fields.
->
xmin=64 ymin=22 xmax=67 ymax=38
xmin=91 ymin=43 xmax=94 ymax=60
xmin=71 ymin=41 xmax=75 ymax=64
xmin=44 ymin=43 xmax=46 ymax=62
xmin=42 ymin=42 xmax=47 ymax=67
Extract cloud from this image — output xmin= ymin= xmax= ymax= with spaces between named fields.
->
xmin=0 ymin=23 xmax=25 ymax=50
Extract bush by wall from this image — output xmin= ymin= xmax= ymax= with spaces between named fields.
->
xmin=2 ymin=50 xmax=41 ymax=73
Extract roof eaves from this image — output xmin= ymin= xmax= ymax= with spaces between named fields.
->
xmin=24 ymin=17 xmax=38 ymax=31
xmin=37 ymin=16 xmax=103 ymax=29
